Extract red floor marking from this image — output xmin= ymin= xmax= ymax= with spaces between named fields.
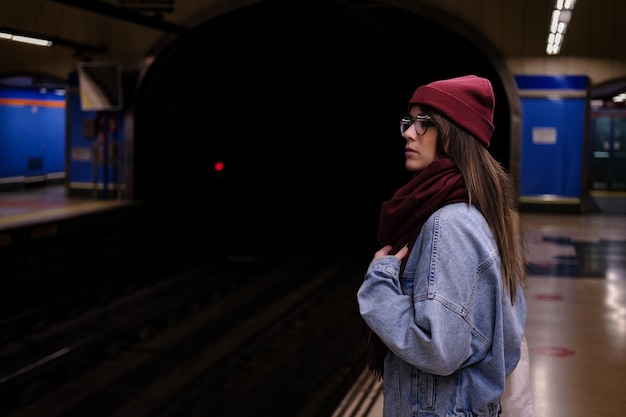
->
xmin=534 ymin=294 xmax=564 ymax=301
xmin=531 ymin=261 xmax=558 ymax=267
xmin=533 ymin=346 xmax=575 ymax=357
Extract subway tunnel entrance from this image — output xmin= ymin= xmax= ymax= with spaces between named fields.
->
xmin=133 ymin=1 xmax=510 ymax=261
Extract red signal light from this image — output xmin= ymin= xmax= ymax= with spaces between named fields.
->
xmin=214 ymin=161 xmax=225 ymax=172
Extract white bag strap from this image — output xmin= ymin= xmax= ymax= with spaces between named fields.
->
xmin=501 ymin=335 xmax=536 ymax=417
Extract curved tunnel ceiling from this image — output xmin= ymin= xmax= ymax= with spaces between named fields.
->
xmin=133 ymin=1 xmax=509 ymax=256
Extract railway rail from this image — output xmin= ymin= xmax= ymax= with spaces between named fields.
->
xmin=1 ymin=240 xmax=371 ymax=417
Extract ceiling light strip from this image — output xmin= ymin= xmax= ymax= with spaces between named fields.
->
xmin=0 ymin=26 xmax=106 ymax=55
xmin=0 ymin=31 xmax=52 ymax=47
xmin=546 ymin=0 xmax=576 ymax=55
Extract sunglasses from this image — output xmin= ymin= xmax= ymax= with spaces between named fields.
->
xmin=400 ymin=114 xmax=435 ymax=136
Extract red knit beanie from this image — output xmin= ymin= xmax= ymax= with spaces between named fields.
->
xmin=408 ymin=75 xmax=495 ymax=147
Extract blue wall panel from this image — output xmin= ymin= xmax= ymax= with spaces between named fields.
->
xmin=0 ymin=88 xmax=65 ymax=185
xmin=515 ymin=75 xmax=588 ymax=200
xmin=519 ymin=98 xmax=586 ymax=197
xmin=66 ymin=71 xmax=125 ymax=196
xmin=0 ymin=106 xmax=26 ymax=179
xmin=514 ymin=75 xmax=588 ymax=90
xmin=67 ymin=88 xmax=97 ymax=184
xmin=38 ymin=108 xmax=66 ymax=174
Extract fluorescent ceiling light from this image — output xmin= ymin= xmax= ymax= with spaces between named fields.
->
xmin=0 ymin=25 xmax=106 ymax=55
xmin=0 ymin=31 xmax=52 ymax=47
xmin=613 ymin=93 xmax=626 ymax=103
xmin=546 ymin=0 xmax=576 ymax=55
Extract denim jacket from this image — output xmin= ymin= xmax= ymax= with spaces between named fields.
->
xmin=357 ymin=203 xmax=526 ymax=417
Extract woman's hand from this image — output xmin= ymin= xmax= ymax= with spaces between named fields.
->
xmin=373 ymin=244 xmax=409 ymax=260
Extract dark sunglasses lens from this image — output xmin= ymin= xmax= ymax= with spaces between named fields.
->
xmin=400 ymin=118 xmax=412 ymax=134
xmin=415 ymin=120 xmax=427 ymax=134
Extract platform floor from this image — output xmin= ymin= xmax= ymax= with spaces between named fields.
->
xmin=2 ymin=185 xmax=625 ymax=417
xmin=334 ymin=212 xmax=626 ymax=417
xmin=0 ymin=184 xmax=128 ymax=231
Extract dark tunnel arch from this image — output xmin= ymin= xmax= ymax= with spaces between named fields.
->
xmin=133 ymin=0 xmax=512 ymax=260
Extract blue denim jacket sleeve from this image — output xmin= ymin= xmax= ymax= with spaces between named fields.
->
xmin=357 ymin=203 xmax=512 ymax=376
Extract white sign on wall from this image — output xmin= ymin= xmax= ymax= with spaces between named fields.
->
xmin=532 ymin=127 xmax=557 ymax=144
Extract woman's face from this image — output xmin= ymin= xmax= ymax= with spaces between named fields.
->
xmin=402 ymin=105 xmax=439 ymax=172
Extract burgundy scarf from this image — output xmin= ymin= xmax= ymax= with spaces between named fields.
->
xmin=361 ymin=158 xmax=468 ymax=379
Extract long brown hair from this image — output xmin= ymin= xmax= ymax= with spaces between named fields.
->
xmin=427 ymin=106 xmax=527 ymax=302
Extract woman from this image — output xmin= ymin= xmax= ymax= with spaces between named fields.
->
xmin=357 ymin=75 xmax=528 ymax=416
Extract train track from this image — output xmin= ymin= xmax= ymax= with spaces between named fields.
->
xmin=1 ymin=243 xmax=371 ymax=417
